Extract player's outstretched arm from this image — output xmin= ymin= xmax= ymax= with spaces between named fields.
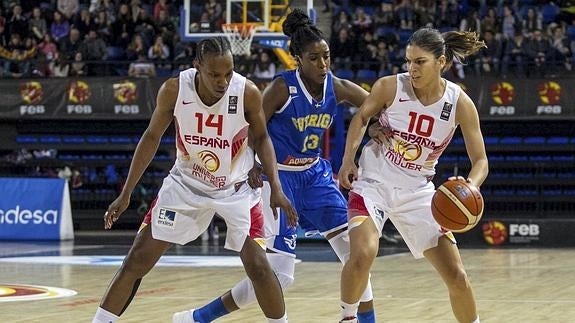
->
xmin=104 ymin=78 xmax=178 ymax=229
xmin=244 ymin=80 xmax=298 ymax=226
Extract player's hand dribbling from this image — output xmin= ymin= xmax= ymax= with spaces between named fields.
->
xmin=339 ymin=161 xmax=358 ymax=190
xmin=247 ymin=163 xmax=263 ymax=188
xmin=104 ymin=194 xmax=130 ymax=229
xmin=269 ymin=190 xmax=298 ymax=227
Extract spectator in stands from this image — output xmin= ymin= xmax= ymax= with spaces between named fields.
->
xmin=38 ymin=33 xmax=58 ymax=61
xmin=501 ymin=5 xmax=518 ymax=40
xmin=205 ymin=0 xmax=223 ymax=22
xmin=128 ymin=52 xmax=156 ymax=78
xmin=29 ymin=7 xmax=48 ymax=41
xmin=414 ymin=0 xmax=435 ymax=28
xmin=355 ymin=30 xmax=378 ymax=70
xmin=332 ymin=11 xmax=353 ymax=38
xmin=475 ymin=30 xmax=501 ymax=74
xmin=126 ymin=34 xmax=147 ymax=61
xmin=252 ymin=50 xmax=276 ymax=79
xmin=549 ymin=26 xmax=573 ymax=71
xmin=7 ymin=4 xmax=28 ymax=39
xmin=155 ymin=9 xmax=176 ymax=45
xmin=69 ymin=51 xmax=87 ymax=76
xmin=526 ymin=28 xmax=551 ymax=76
xmin=58 ymin=0 xmax=79 ymax=20
xmin=435 ymin=0 xmax=458 ymax=29
xmin=148 ymin=35 xmax=169 ymax=61
xmin=59 ymin=27 xmax=82 ymax=61
xmin=375 ymin=40 xmax=391 ymax=76
xmin=481 ymin=7 xmax=499 ymax=36
xmin=395 ymin=0 xmax=415 ymax=30
xmin=373 ymin=1 xmax=395 ymax=28
xmin=153 ymin=0 xmax=169 ymax=20
xmin=501 ymin=31 xmax=527 ymax=77
xmin=112 ymin=4 xmax=134 ymax=48
xmin=96 ymin=0 xmax=117 ymax=23
xmin=48 ymin=51 xmax=70 ymax=77
xmin=133 ymin=7 xmax=156 ymax=46
xmin=0 ymin=33 xmax=35 ymax=78
xmin=523 ymin=7 xmax=542 ymax=35
xmin=460 ymin=9 xmax=481 ymax=35
xmin=51 ymin=10 xmax=70 ymax=42
xmin=352 ymin=7 xmax=373 ymax=33
xmin=74 ymin=8 xmax=94 ymax=38
xmin=80 ymin=29 xmax=107 ymax=75
xmin=94 ymin=10 xmax=112 ymax=43
xmin=331 ymin=28 xmax=355 ymax=70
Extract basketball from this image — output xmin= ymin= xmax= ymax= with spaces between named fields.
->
xmin=431 ymin=179 xmax=484 ymax=233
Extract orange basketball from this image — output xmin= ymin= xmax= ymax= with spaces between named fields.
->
xmin=431 ymin=179 xmax=484 ymax=233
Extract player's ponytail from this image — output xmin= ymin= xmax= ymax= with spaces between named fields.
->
xmin=282 ymin=8 xmax=325 ymax=57
xmin=407 ymin=28 xmax=486 ymax=73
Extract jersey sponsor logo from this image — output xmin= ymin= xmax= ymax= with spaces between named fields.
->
xmin=398 ymin=98 xmax=410 ymax=102
xmin=0 ymin=206 xmax=58 ymax=225
xmin=184 ymin=135 xmax=230 ymax=149
xmin=197 ymin=150 xmax=220 ymax=172
xmin=228 ymin=95 xmax=238 ymax=114
xmin=440 ymin=102 xmax=453 ymax=121
xmin=283 ymin=156 xmax=317 ymax=166
xmin=157 ymin=208 xmax=176 ymax=227
xmin=182 ymin=100 xmax=193 ymax=105
xmin=291 ymin=113 xmax=332 ymax=131
xmin=191 ymin=163 xmax=227 ymax=187
xmin=0 ymin=284 xmax=77 ymax=302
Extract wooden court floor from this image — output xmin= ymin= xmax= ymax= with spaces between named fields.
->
xmin=1 ymin=237 xmax=575 ymax=323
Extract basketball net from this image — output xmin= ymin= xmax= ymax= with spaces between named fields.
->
xmin=222 ymin=23 xmax=257 ymax=56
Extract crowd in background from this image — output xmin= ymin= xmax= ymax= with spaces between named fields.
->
xmin=0 ymin=0 xmax=573 ymax=79
xmin=328 ymin=0 xmax=575 ymax=78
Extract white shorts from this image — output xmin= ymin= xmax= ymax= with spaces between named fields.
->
xmin=348 ymin=177 xmax=456 ymax=259
xmin=147 ymin=168 xmax=261 ymax=252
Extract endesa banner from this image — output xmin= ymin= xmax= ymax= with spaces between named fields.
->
xmin=0 ymin=178 xmax=73 ymax=240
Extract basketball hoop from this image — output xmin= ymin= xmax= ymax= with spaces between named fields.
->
xmin=222 ymin=23 xmax=258 ymax=56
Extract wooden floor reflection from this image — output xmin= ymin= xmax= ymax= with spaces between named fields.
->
xmin=1 ymin=235 xmax=575 ymax=322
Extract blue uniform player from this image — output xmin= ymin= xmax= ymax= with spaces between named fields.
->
xmin=173 ymin=9 xmax=375 ymax=323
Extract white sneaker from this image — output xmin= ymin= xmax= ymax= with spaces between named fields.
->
xmin=172 ymin=309 xmax=195 ymax=323
xmin=339 ymin=317 xmax=357 ymax=323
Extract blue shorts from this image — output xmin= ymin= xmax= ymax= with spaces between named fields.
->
xmin=268 ymin=159 xmax=348 ymax=256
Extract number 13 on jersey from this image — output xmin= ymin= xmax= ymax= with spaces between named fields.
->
xmin=301 ymin=134 xmax=320 ymax=153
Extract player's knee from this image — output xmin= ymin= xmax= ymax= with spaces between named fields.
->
xmin=243 ymin=253 xmax=273 ymax=283
xmin=121 ymin=248 xmax=155 ymax=277
xmin=444 ymin=266 xmax=471 ymax=294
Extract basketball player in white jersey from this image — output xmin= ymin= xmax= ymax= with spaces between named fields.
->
xmin=92 ymin=37 xmax=297 ymax=323
xmin=337 ymin=28 xmax=489 ymax=323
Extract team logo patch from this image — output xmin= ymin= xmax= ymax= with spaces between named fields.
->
xmin=67 ymin=80 xmax=91 ymax=104
xmin=198 ymin=150 xmax=220 ymax=172
xmin=113 ymin=80 xmax=137 ymax=104
xmin=289 ymin=86 xmax=297 ymax=94
xmin=394 ymin=139 xmax=422 ymax=161
xmin=440 ymin=102 xmax=453 ymax=121
xmin=0 ymin=284 xmax=77 ymax=302
xmin=20 ymin=81 xmax=44 ymax=104
xmin=157 ymin=208 xmax=176 ymax=227
xmin=228 ymin=95 xmax=238 ymax=114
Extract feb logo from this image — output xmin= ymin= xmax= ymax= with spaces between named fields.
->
xmin=482 ymin=220 xmax=507 ymax=246
xmin=537 ymin=81 xmax=561 ymax=105
xmin=113 ymin=81 xmax=137 ymax=104
xmin=68 ymin=81 xmax=91 ymax=104
xmin=394 ymin=140 xmax=422 ymax=162
xmin=198 ymin=150 xmax=220 ymax=172
xmin=490 ymin=82 xmax=515 ymax=105
xmin=20 ymin=81 xmax=44 ymax=104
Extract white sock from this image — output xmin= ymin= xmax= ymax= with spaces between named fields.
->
xmin=267 ymin=312 xmax=288 ymax=322
xmin=471 ymin=317 xmax=480 ymax=323
xmin=340 ymin=301 xmax=359 ymax=319
xmin=92 ymin=307 xmax=119 ymax=323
